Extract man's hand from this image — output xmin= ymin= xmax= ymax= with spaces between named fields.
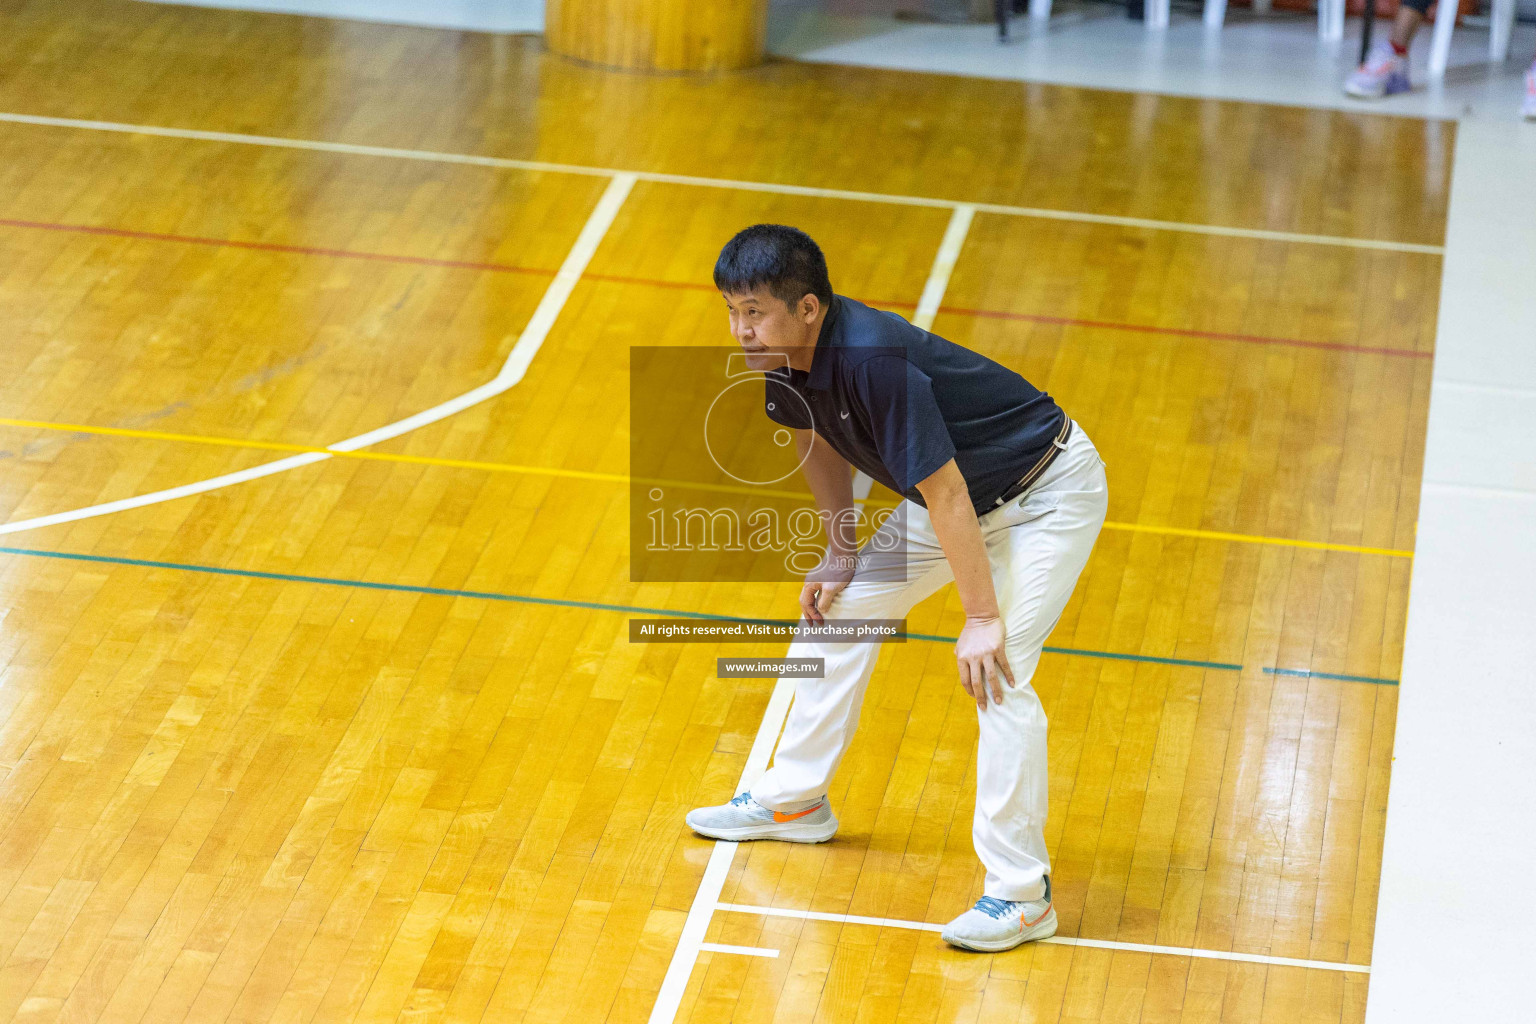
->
xmin=799 ymin=580 xmax=844 ymax=624
xmin=954 ymin=614 xmax=1016 ymax=710
xmin=800 ymin=550 xmax=855 ymax=624
xmin=914 ymin=460 xmax=1015 ymax=711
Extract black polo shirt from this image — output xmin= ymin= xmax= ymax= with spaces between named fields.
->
xmin=764 ymin=295 xmax=1066 ymax=516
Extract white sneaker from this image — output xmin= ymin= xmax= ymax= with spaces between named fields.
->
xmin=941 ymin=879 xmax=1058 ymax=952
xmin=1344 ymin=39 xmax=1411 ymax=99
xmin=684 ymin=791 xmax=838 ymax=843
xmin=1523 ymin=62 xmax=1536 ymax=121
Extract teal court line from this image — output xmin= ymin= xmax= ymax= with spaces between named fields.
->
xmin=1263 ymin=666 xmax=1400 ymax=686
xmin=0 ymin=545 xmax=1395 ymax=683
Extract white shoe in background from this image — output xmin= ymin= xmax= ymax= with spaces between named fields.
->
xmin=1345 ymin=39 xmax=1411 ymax=99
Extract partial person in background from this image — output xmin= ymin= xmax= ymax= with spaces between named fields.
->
xmin=1344 ymin=0 xmax=1536 ymax=119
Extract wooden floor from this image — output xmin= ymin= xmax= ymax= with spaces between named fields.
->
xmin=0 ymin=2 xmax=1448 ymax=1022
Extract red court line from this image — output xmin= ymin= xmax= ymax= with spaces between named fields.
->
xmin=934 ymin=306 xmax=1435 ymax=359
xmin=582 ymin=271 xmax=712 ymax=291
xmin=0 ymin=217 xmax=559 ymax=278
xmin=0 ymin=216 xmax=1432 ymax=359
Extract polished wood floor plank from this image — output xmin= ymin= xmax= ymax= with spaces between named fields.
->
xmin=0 ymin=4 xmax=1452 ymax=244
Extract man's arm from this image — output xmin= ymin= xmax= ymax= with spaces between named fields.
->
xmin=795 ymin=428 xmax=857 ymax=624
xmin=915 ymin=459 xmax=1016 ymax=711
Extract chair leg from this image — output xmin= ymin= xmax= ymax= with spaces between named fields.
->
xmin=1318 ymin=0 xmax=1344 ymax=42
xmin=1029 ymin=0 xmax=1052 ymax=20
xmin=1428 ymin=0 xmax=1458 ymax=79
xmin=1490 ymin=0 xmax=1514 ymax=63
xmin=1146 ymin=0 xmax=1169 ymax=30
xmin=1202 ymin=0 xmax=1227 ymax=29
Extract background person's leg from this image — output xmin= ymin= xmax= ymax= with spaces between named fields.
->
xmin=1391 ymin=1 xmax=1427 ymax=50
xmin=1525 ymin=53 xmax=1536 ymax=119
xmin=971 ymin=432 xmax=1109 ymax=901
xmin=1345 ymin=0 xmax=1425 ymax=97
xmin=751 ymin=502 xmax=953 ymax=812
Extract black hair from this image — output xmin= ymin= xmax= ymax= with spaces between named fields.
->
xmin=713 ymin=224 xmax=834 ymax=310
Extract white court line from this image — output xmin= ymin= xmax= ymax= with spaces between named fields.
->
xmin=849 ymin=203 xmax=975 ymax=505
xmin=912 ymin=205 xmax=975 ymax=331
xmin=644 ymin=198 xmax=978 ymax=1024
xmin=697 ymin=943 xmax=779 ymax=959
xmin=0 ymin=173 xmax=637 ymax=536
xmin=0 ymin=111 xmax=1441 ymax=254
xmin=646 ymin=679 xmax=797 ymax=1023
xmin=715 ymin=903 xmax=1371 ymax=974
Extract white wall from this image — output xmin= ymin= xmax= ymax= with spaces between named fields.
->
xmin=135 ymin=0 xmax=545 ymax=33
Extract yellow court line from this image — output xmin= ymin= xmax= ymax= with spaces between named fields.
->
xmin=0 ymin=417 xmax=1415 ymax=558
xmin=0 ymin=418 xmax=827 ymax=502
xmin=1098 ymin=520 xmax=1412 ymax=558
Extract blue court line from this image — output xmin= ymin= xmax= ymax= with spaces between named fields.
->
xmin=1043 ymin=647 xmax=1242 ymax=671
xmin=0 ymin=545 xmax=1387 ymax=681
xmin=903 ymin=631 xmax=1242 ymax=671
xmin=1263 ymin=666 xmax=1400 ymax=686
xmin=0 ymin=545 xmax=770 ymax=621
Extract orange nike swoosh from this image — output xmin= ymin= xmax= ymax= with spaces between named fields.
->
xmin=1020 ymin=903 xmax=1052 ymax=930
xmin=772 ymin=805 xmax=820 ymax=823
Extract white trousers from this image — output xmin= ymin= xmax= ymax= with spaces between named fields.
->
xmin=752 ymin=423 xmax=1108 ymax=901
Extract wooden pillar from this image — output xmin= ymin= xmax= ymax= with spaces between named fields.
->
xmin=545 ymin=0 xmax=769 ymax=73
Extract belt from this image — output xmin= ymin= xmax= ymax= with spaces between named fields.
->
xmin=989 ymin=417 xmax=1073 ymax=510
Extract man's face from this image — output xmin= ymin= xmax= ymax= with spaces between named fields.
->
xmin=723 ymin=288 xmax=818 ymax=371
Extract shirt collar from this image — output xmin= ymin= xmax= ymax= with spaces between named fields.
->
xmin=805 ymin=295 xmax=841 ymax=391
